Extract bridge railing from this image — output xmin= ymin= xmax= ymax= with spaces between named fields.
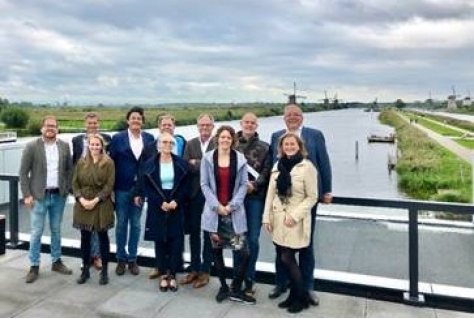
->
xmin=1 ymin=174 xmax=473 ymax=312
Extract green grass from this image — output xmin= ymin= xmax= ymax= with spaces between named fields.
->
xmin=454 ymin=138 xmax=474 ymax=149
xmin=414 ymin=117 xmax=464 ymax=137
xmin=380 ymin=109 xmax=472 ymax=203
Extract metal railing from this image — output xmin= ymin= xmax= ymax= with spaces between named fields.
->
xmin=1 ymin=174 xmax=473 ymax=312
xmin=0 ymin=174 xmax=20 ymax=248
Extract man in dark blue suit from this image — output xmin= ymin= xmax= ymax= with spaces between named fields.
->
xmin=268 ymin=103 xmax=332 ymax=306
xmin=109 ymin=107 xmax=155 ymax=276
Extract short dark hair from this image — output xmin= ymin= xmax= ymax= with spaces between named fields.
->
xmin=126 ymin=106 xmax=145 ymax=122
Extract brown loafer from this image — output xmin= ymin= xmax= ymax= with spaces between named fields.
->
xmin=51 ymin=259 xmax=73 ymax=275
xmin=128 ymin=262 xmax=140 ymax=276
xmin=193 ymin=272 xmax=210 ymax=289
xmin=93 ymin=257 xmax=102 ymax=271
xmin=115 ymin=262 xmax=126 ymax=276
xmin=25 ymin=266 xmax=39 ymax=283
xmin=179 ymin=271 xmax=199 ymax=285
xmin=149 ymin=268 xmax=161 ymax=279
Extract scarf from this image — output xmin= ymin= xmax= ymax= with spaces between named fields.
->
xmin=276 ymin=153 xmax=303 ymax=199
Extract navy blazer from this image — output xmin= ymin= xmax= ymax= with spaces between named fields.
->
xmin=136 ymin=153 xmax=189 ymax=241
xmin=71 ymin=132 xmax=112 ymax=166
xmin=270 ymin=126 xmax=332 ymax=200
xmin=109 ymin=129 xmax=155 ymax=192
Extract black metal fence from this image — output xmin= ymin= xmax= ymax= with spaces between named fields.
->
xmin=1 ymin=174 xmax=473 ymax=312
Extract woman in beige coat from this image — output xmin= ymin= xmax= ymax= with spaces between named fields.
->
xmin=263 ymin=132 xmax=318 ymax=314
xmin=73 ymin=134 xmax=115 ymax=285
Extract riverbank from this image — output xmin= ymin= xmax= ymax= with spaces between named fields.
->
xmin=4 ymin=103 xmax=329 ymax=136
xmin=379 ymin=109 xmax=472 ymax=210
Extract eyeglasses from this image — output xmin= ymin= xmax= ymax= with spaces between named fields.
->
xmin=161 ymin=140 xmax=175 ymax=145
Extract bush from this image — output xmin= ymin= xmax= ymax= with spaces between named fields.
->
xmin=26 ymin=119 xmax=42 ymax=135
xmin=0 ymin=107 xmax=30 ymax=128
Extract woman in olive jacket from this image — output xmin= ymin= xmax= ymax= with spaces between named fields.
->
xmin=73 ymin=134 xmax=115 ymax=285
xmin=263 ymin=132 xmax=318 ymax=314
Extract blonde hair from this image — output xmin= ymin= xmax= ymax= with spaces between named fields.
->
xmin=277 ymin=132 xmax=308 ymax=159
xmin=80 ymin=134 xmax=111 ymax=168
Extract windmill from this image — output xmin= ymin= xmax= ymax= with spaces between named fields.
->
xmin=462 ymin=90 xmax=471 ymax=107
xmin=447 ymin=86 xmax=459 ymax=109
xmin=331 ymin=92 xmax=343 ymax=107
xmin=284 ymin=82 xmax=306 ymax=104
xmin=319 ymin=90 xmax=330 ymax=108
xmin=425 ymin=90 xmax=433 ymax=106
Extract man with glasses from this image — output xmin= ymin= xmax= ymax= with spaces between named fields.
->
xmin=179 ymin=114 xmax=215 ymax=288
xmin=20 ymin=115 xmax=74 ymax=283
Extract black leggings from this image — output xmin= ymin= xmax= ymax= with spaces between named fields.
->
xmin=213 ymin=247 xmax=249 ymax=290
xmin=277 ymin=245 xmax=304 ymax=295
xmin=80 ymin=230 xmax=110 ymax=267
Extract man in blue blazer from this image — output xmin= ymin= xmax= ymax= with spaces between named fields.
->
xmin=109 ymin=106 xmax=155 ymax=276
xmin=268 ymin=103 xmax=332 ymax=306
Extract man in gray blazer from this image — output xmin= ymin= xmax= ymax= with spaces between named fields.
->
xmin=19 ymin=115 xmax=74 ymax=283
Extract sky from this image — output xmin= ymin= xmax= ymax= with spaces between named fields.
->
xmin=0 ymin=0 xmax=473 ymax=105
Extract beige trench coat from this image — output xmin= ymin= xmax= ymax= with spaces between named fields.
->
xmin=263 ymin=159 xmax=318 ymax=249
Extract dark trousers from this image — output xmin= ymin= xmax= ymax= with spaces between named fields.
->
xmin=233 ymin=196 xmax=264 ymax=281
xmin=80 ymin=230 xmax=110 ymax=267
xmin=214 ymin=247 xmax=249 ymax=291
xmin=274 ymin=206 xmax=316 ymax=291
xmin=155 ymin=236 xmax=182 ymax=276
xmin=186 ymin=193 xmax=212 ymax=273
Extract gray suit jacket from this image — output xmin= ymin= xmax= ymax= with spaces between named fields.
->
xmin=19 ymin=137 xmax=73 ymax=200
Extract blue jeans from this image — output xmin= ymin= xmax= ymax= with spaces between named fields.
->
xmin=29 ymin=193 xmax=67 ymax=266
xmin=187 ymin=192 xmax=212 ymax=273
xmin=115 ymin=190 xmax=143 ymax=263
xmin=275 ymin=205 xmax=317 ymax=291
xmin=233 ymin=196 xmax=264 ymax=281
xmin=90 ymin=232 xmax=100 ymax=258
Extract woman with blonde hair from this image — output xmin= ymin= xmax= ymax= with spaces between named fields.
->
xmin=73 ymin=134 xmax=115 ymax=285
xmin=263 ymin=132 xmax=318 ymax=313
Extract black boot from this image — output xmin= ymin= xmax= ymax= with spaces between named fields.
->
xmin=99 ymin=264 xmax=109 ymax=285
xmin=287 ymin=289 xmax=309 ymax=314
xmin=77 ymin=267 xmax=90 ymax=284
xmin=278 ymin=288 xmax=294 ymax=308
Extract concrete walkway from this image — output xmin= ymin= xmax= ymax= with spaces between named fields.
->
xmin=405 ymin=114 xmax=473 ymax=163
xmin=1 ymin=250 xmax=471 ymax=318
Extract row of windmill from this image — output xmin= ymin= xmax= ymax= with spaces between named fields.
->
xmin=284 ymin=82 xmax=344 ymax=106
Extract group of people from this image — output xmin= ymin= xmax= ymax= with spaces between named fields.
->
xmin=19 ymin=102 xmax=332 ymax=314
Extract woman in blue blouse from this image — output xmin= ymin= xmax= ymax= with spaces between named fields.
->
xmin=135 ymin=132 xmax=188 ymax=292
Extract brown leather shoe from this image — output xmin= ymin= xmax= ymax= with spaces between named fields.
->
xmin=25 ymin=266 xmax=39 ymax=283
xmin=148 ymin=268 xmax=161 ymax=279
xmin=179 ymin=271 xmax=199 ymax=285
xmin=92 ymin=257 xmax=102 ymax=271
xmin=128 ymin=262 xmax=140 ymax=276
xmin=51 ymin=259 xmax=73 ymax=275
xmin=193 ymin=272 xmax=210 ymax=288
xmin=115 ymin=262 xmax=126 ymax=276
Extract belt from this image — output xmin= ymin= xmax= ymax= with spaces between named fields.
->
xmin=45 ymin=188 xmax=60 ymax=194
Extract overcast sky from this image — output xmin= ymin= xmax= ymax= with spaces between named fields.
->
xmin=1 ymin=0 xmax=473 ymax=105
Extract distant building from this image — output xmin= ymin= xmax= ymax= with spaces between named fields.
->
xmin=462 ymin=96 xmax=471 ymax=107
xmin=447 ymin=95 xmax=457 ymax=109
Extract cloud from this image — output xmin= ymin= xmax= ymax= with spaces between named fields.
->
xmin=0 ymin=0 xmax=473 ymax=104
